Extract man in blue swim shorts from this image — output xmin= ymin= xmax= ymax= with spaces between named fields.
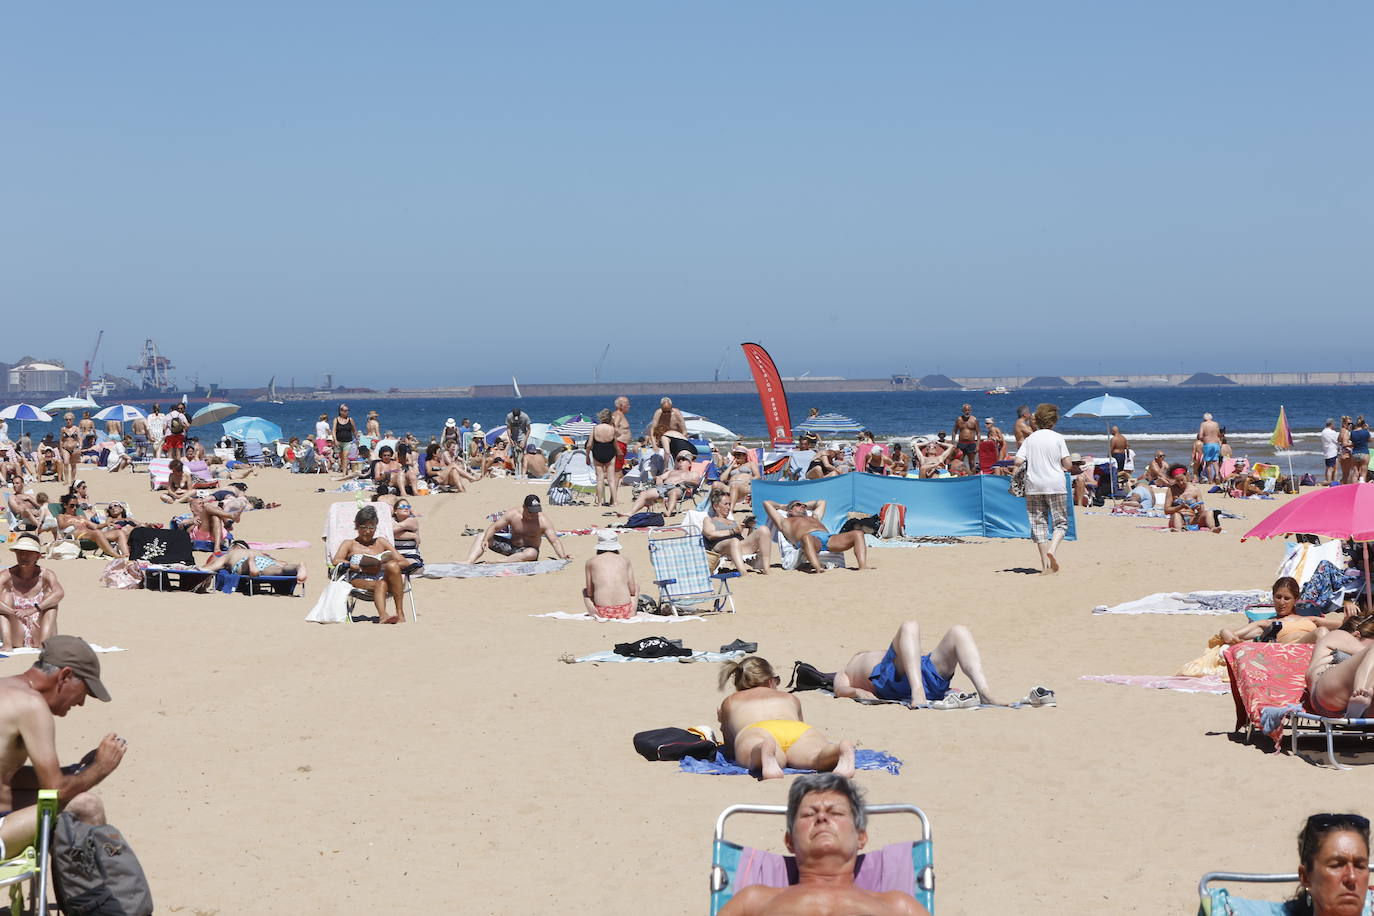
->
xmin=833 ymin=620 xmax=1009 ymax=707
xmin=762 ymin=499 xmax=871 ymax=573
xmin=1197 ymin=413 xmax=1223 ymax=483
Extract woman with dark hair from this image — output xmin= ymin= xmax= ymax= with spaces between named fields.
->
xmin=1290 ymin=812 xmax=1369 ymax=915
xmin=1218 ymin=578 xmax=1316 ymax=645
xmin=717 ymin=656 xmax=854 ymax=780
xmin=330 ymin=505 xmax=406 ymax=624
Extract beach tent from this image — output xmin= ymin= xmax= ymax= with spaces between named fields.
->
xmin=751 ymin=473 xmax=1077 ymax=540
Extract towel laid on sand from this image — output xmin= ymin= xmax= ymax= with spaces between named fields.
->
xmin=679 ymin=749 xmax=903 ymax=776
xmin=532 ymin=611 xmax=703 ymax=623
xmin=1092 ymin=590 xmax=1269 ymax=616
xmin=2 ymin=644 xmax=125 ymax=657
xmin=1080 ymin=674 xmax=1229 ymax=694
xmin=862 ymin=535 xmax=953 ymax=549
xmin=563 ymin=649 xmax=744 ymax=664
xmin=246 ymin=540 xmax=311 ymax=550
xmin=422 ymin=559 xmax=570 ymax=578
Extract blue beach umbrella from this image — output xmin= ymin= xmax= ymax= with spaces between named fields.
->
xmin=1066 ymin=394 xmax=1151 ymax=500
xmin=795 ymin=413 xmax=865 ymax=435
xmin=0 ymin=403 xmax=53 ymax=436
xmin=223 ymin=416 xmax=283 ymax=443
xmin=93 ymin=404 xmax=147 ymax=422
xmin=192 ymin=402 xmax=240 ymax=427
xmin=42 ymin=396 xmax=99 ymax=412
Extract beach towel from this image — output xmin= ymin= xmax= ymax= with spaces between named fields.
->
xmin=1223 ymin=642 xmax=1312 ymax=749
xmin=563 ymin=649 xmax=744 ymax=664
xmin=421 ymin=559 xmax=571 ymax=578
xmin=678 ymin=749 xmax=902 ymax=776
xmin=1079 ymin=674 xmax=1229 ymax=695
xmin=1092 ymin=590 xmax=1269 ymax=616
xmin=2 ymin=644 xmax=125 ymax=657
xmin=245 ymin=540 xmax=311 ymax=551
xmin=737 ymin=841 xmax=915 ymax=897
xmin=531 ymin=611 xmax=704 ymax=623
xmin=861 ymin=535 xmax=953 ymax=549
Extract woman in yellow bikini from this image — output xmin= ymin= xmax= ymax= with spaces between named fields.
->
xmin=717 ymin=656 xmax=855 ymax=780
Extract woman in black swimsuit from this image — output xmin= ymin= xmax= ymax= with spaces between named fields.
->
xmin=332 ymin=404 xmax=357 ymax=468
xmin=587 ymin=409 xmax=621 ymax=506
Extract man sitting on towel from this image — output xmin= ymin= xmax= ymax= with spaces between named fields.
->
xmin=582 ymin=530 xmax=637 ymax=619
xmin=719 ymin=773 xmax=928 ymax=916
xmin=761 ymin=499 xmax=870 ymax=573
xmin=466 ymin=495 xmax=570 ymax=564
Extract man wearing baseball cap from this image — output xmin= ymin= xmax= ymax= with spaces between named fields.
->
xmin=0 ymin=635 xmax=126 ymax=859
xmin=464 ymin=494 xmax=570 ymax=564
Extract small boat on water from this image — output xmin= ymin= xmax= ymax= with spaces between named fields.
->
xmin=984 ymin=386 xmax=1012 ymax=395
xmin=260 ymin=376 xmax=285 ymax=405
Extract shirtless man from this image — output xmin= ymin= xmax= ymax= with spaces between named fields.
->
xmin=1109 ymin=426 xmax=1129 ymax=477
xmin=587 ymin=409 xmax=620 ymax=506
xmin=0 ymin=537 xmax=64 ymax=650
xmin=718 ymin=774 xmax=928 ymax=916
xmin=1163 ymin=464 xmax=1222 ymax=533
xmin=523 ymin=446 xmax=548 ymax=478
xmin=953 ymin=404 xmax=980 ymax=473
xmin=1143 ymin=450 xmax=1169 ymax=485
xmin=57 ymin=414 xmax=81 ymax=484
xmin=1013 ymin=405 xmax=1034 ymax=448
xmin=130 ymin=413 xmax=150 ymax=460
xmin=582 ymin=530 xmax=637 ymax=619
xmin=622 ymin=453 xmax=702 ymax=517
xmin=833 ymin=620 xmax=1008 ymax=707
xmin=6 ymin=490 xmax=50 ymax=538
xmin=1198 ymin=412 xmax=1223 ymax=483
xmin=649 ymin=398 xmax=692 ymax=462
xmin=612 ymin=396 xmax=632 ymax=480
xmin=0 ymin=637 xmax=127 ymax=851
xmin=466 ymin=495 xmax=569 ymax=564
xmin=762 ymin=499 xmax=870 ymax=572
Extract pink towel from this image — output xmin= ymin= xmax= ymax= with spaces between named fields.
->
xmin=1080 ymin=674 xmax=1229 ymax=694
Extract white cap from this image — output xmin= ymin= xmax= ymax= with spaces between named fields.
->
xmin=595 ymin=529 xmax=622 ymax=552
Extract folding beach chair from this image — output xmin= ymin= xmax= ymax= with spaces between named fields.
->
xmin=647 ymin=526 xmax=738 ymax=615
xmin=322 ymin=501 xmax=418 ymax=622
xmin=0 ymin=789 xmax=58 ymax=916
xmin=710 ymin=803 xmax=934 ymax=915
xmin=1197 ymin=868 xmax=1374 ymax=914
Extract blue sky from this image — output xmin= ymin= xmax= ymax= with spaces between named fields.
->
xmin=3 ymin=2 xmax=1370 ymax=388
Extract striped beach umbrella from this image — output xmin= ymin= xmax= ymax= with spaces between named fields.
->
xmin=795 ymin=413 xmax=865 ymax=434
xmin=93 ymin=404 xmax=147 ymax=422
xmin=550 ymin=420 xmax=596 ymax=439
xmin=0 ymin=404 xmax=53 ymax=423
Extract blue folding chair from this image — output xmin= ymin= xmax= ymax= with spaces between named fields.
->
xmin=710 ymin=803 xmax=934 ymax=914
xmin=1197 ymin=868 xmax=1374 ymax=914
xmin=647 ymin=526 xmax=738 ymax=614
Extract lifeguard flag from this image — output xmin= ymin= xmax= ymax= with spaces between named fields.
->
xmin=1270 ymin=406 xmax=1293 ymax=451
xmin=740 ymin=343 xmax=793 ymax=446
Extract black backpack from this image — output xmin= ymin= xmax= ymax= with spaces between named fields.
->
xmin=51 ymin=812 xmax=154 ymax=916
xmin=786 ymin=660 xmax=836 ymax=692
xmin=633 ymin=727 xmax=717 ymax=761
xmin=624 ymin=512 xmax=665 ymax=529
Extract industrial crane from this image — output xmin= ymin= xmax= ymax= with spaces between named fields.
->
xmin=80 ymin=330 xmax=104 ymax=398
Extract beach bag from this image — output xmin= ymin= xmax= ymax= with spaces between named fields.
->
xmin=47 ymin=541 xmax=81 ymax=560
xmin=1300 ymin=473 xmax=1316 ymax=488
xmin=878 ymin=503 xmax=906 ymax=539
xmin=614 ymin=636 xmax=692 ymax=659
xmin=50 ymin=812 xmax=154 ymax=916
xmin=99 ymin=559 xmax=143 ymax=590
xmin=1009 ymin=462 xmax=1027 ymax=498
xmin=632 ymin=727 xmax=717 ymax=762
xmin=168 ymin=415 xmax=185 ymax=435
xmin=547 ymin=485 xmax=573 ymax=506
xmin=305 ymin=579 xmax=352 ymax=624
xmin=786 ymin=660 xmax=835 ymax=692
xmin=625 ymin=511 xmax=665 ymax=529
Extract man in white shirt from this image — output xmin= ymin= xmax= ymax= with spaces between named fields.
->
xmin=1321 ymin=418 xmax=1341 ymax=486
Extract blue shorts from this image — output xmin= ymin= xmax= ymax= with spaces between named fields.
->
xmin=868 ymin=648 xmax=952 ymax=703
xmin=807 ymin=530 xmax=831 ymax=551
xmin=1202 ymin=443 xmax=1221 ymax=462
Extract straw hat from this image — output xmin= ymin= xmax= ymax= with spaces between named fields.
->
xmin=7 ymin=535 xmax=43 ymax=554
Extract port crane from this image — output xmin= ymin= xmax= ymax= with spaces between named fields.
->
xmin=79 ymin=330 xmax=104 ymax=398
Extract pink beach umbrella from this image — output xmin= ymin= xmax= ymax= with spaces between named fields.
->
xmin=1241 ymin=482 xmax=1374 ymax=611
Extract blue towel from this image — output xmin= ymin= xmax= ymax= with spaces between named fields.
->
xmin=678 ymin=749 xmax=902 ymax=777
xmin=1260 ymin=704 xmax=1302 ymax=734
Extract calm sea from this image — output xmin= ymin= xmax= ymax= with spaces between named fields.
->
xmin=46 ymin=385 xmax=1374 ymax=475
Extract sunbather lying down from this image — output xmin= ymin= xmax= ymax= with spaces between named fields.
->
xmin=717 ymin=657 xmax=854 ymax=780
xmin=205 ymin=541 xmax=307 ymax=582
xmin=1308 ymin=628 xmax=1374 ymax=719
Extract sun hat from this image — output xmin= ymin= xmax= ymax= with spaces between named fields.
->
xmin=7 ymin=535 xmax=43 ymax=554
xmin=596 ymin=530 xmax=622 ymax=552
xmin=445 ymin=418 xmax=457 ymax=427
xmin=38 ymin=635 xmax=111 ymax=702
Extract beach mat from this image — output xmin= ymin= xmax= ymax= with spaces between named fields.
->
xmin=1092 ymin=590 xmax=1269 ymax=616
xmin=422 ymin=559 xmax=570 ymax=578
xmin=1080 ymin=674 xmax=1229 ymax=695
xmin=679 ymin=749 xmax=903 ymax=777
xmin=245 ymin=540 xmax=312 ymax=550
xmin=2 ymin=644 xmax=126 ymax=657
xmin=531 ymin=611 xmax=704 ymax=624
xmin=562 ymin=649 xmax=744 ymax=664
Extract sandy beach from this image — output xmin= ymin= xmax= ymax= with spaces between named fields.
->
xmin=16 ymin=465 xmax=1366 ymax=914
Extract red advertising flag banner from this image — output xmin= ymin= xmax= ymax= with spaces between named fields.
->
xmin=740 ymin=342 xmax=793 ymax=446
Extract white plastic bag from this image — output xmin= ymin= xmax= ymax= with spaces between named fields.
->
xmin=305 ymin=579 xmax=352 ymax=624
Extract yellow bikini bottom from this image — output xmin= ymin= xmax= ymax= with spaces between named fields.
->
xmin=743 ymin=720 xmax=812 ymax=751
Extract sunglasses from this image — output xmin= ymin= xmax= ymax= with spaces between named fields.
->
xmin=395 ymin=504 xmax=411 ymax=510
xmin=1308 ymin=813 xmax=1370 ymax=831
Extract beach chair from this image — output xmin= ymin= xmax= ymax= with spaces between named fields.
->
xmin=129 ymin=527 xmax=217 ymax=591
xmin=1197 ymin=868 xmax=1374 ymax=914
xmin=709 ymin=803 xmax=934 ymax=915
xmin=185 ymin=459 xmax=218 ymax=484
xmin=322 ymin=501 xmax=418 ymax=622
xmin=214 ymin=568 xmax=302 ymax=597
xmin=647 ymin=526 xmax=738 ymax=614
xmin=0 ymin=789 xmax=58 ymax=916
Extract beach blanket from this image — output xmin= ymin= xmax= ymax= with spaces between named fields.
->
xmin=679 ymin=749 xmax=903 ymax=776
xmin=1079 ymin=674 xmax=1229 ymax=695
xmin=1092 ymin=590 xmax=1269 ymax=616
xmin=564 ymin=649 xmax=744 ymax=664
xmin=2 ymin=644 xmax=126 ymax=657
xmin=532 ymin=611 xmax=703 ymax=623
xmin=1223 ymin=642 xmax=1312 ymax=749
xmin=246 ymin=540 xmax=312 ymax=551
xmin=862 ymin=535 xmax=952 ymax=549
xmin=422 ymin=559 xmax=570 ymax=578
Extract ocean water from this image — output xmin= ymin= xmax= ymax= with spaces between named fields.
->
xmin=38 ymin=385 xmax=1374 ymax=475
